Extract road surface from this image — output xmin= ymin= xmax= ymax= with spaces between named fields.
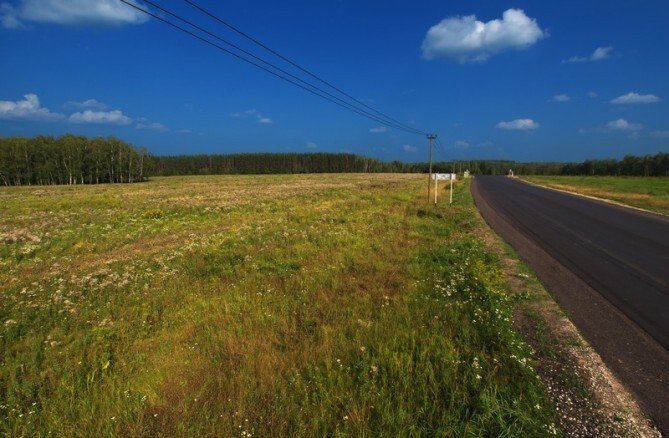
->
xmin=472 ymin=175 xmax=669 ymax=433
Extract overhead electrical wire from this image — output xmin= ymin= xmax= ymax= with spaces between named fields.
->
xmin=135 ymin=0 xmax=423 ymax=135
xmin=118 ymin=0 xmax=428 ymax=136
xmin=182 ymin=0 xmax=428 ymax=136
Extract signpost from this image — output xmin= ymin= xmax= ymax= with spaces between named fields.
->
xmin=431 ymin=173 xmax=456 ymax=205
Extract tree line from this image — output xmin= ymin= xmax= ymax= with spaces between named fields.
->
xmin=0 ymin=135 xmax=148 ymax=186
xmin=1 ymin=135 xmax=667 ymax=186
xmin=151 ymin=153 xmax=386 ymax=175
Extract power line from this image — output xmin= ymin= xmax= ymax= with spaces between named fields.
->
xmin=118 ymin=0 xmax=427 ymax=136
xmin=182 ymin=0 xmax=428 ymax=136
xmin=136 ymin=0 xmax=424 ymax=135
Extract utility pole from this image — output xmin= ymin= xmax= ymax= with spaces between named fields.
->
xmin=427 ymin=134 xmax=437 ymax=204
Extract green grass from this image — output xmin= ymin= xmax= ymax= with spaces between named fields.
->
xmin=521 ymin=175 xmax=669 ymax=215
xmin=1 ymin=175 xmax=557 ymax=436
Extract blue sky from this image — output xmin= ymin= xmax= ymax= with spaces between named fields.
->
xmin=1 ymin=0 xmax=668 ymax=162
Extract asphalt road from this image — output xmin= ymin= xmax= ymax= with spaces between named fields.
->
xmin=472 ymin=175 xmax=669 ymax=433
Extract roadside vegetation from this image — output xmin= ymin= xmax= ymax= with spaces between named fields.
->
xmin=0 ymin=174 xmax=559 ymax=435
xmin=521 ymin=175 xmax=669 ymax=215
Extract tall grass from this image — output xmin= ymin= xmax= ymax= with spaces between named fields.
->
xmin=1 ymin=175 xmax=556 ymax=435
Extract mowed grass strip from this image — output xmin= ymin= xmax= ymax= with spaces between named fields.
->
xmin=522 ymin=175 xmax=669 ymax=215
xmin=1 ymin=175 xmax=556 ymax=436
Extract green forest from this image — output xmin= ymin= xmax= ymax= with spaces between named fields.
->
xmin=0 ymin=135 xmax=667 ymax=186
xmin=0 ymin=135 xmax=148 ymax=186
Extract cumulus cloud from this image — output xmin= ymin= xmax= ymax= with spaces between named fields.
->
xmin=0 ymin=93 xmax=64 ymax=121
xmin=1 ymin=0 xmax=149 ymax=28
xmin=258 ymin=117 xmax=272 ymax=124
xmin=610 ymin=92 xmax=661 ymax=105
xmin=496 ymin=118 xmax=539 ymax=130
xmin=562 ymin=46 xmax=613 ymax=64
xmin=369 ymin=126 xmax=387 ymax=133
xmin=69 ymin=109 xmax=132 ymax=125
xmin=550 ymin=94 xmax=572 ymax=102
xmin=403 ymin=144 xmax=417 ymax=153
xmin=607 ymin=118 xmax=642 ymax=131
xmin=421 ymin=8 xmax=545 ymax=63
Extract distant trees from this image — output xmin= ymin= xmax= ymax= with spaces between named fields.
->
xmin=2 ymin=134 xmax=667 ymax=185
xmin=150 ymin=153 xmax=386 ymax=176
xmin=0 ymin=135 xmax=148 ymax=186
xmin=435 ymin=154 xmax=669 ymax=177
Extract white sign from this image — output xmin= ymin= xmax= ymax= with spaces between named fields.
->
xmin=432 ymin=173 xmax=456 ymax=181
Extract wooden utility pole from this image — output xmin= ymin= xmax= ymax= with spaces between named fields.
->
xmin=427 ymin=134 xmax=437 ymax=203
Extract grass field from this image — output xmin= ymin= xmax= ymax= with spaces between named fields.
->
xmin=1 ymin=174 xmax=557 ymax=436
xmin=521 ymin=175 xmax=669 ymax=215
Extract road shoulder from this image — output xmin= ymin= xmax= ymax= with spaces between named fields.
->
xmin=471 ymin=177 xmax=662 ymax=436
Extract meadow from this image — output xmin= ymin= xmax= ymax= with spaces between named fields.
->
xmin=521 ymin=175 xmax=669 ymax=215
xmin=1 ymin=174 xmax=557 ymax=436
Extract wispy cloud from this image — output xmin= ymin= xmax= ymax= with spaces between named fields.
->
xmin=454 ymin=140 xmax=470 ymax=149
xmin=137 ymin=122 xmax=168 ymax=131
xmin=610 ymin=92 xmax=661 ymax=105
xmin=403 ymin=144 xmax=417 ymax=153
xmin=550 ymin=94 xmax=572 ymax=102
xmin=64 ymin=98 xmax=109 ymax=110
xmin=496 ymin=118 xmax=539 ymax=130
xmin=0 ymin=93 xmax=64 ymax=121
xmin=607 ymin=118 xmax=642 ymax=131
xmin=232 ymin=109 xmax=273 ymax=124
xmin=651 ymin=130 xmax=669 ymax=138
xmin=562 ymin=46 xmax=613 ymax=64
xmin=369 ymin=126 xmax=387 ymax=133
xmin=1 ymin=0 xmax=149 ymax=29
xmin=422 ymin=8 xmax=545 ymax=63
xmin=69 ymin=109 xmax=132 ymax=125
xmin=306 ymin=142 xmax=318 ymax=149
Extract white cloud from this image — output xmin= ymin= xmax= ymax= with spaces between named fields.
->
xmin=369 ymin=126 xmax=387 ymax=133
xmin=306 ymin=142 xmax=318 ymax=149
xmin=454 ymin=140 xmax=470 ymax=149
xmin=550 ymin=94 xmax=571 ymax=102
xmin=231 ymin=109 xmax=272 ymax=124
xmin=178 ymin=129 xmax=192 ymax=134
xmin=587 ymin=91 xmax=599 ymax=98
xmin=421 ymin=9 xmax=545 ymax=63
xmin=651 ymin=130 xmax=669 ymax=138
xmin=607 ymin=118 xmax=642 ymax=131
xmin=0 ymin=93 xmax=64 ymax=121
xmin=1 ymin=0 xmax=149 ymax=28
xmin=137 ymin=122 xmax=168 ymax=131
xmin=496 ymin=118 xmax=539 ymax=130
xmin=610 ymin=92 xmax=661 ymax=105
xmin=403 ymin=144 xmax=417 ymax=153
xmin=562 ymin=46 xmax=613 ymax=64
xmin=69 ymin=109 xmax=132 ymax=125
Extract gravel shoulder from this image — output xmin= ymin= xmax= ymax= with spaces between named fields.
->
xmin=471 ymin=177 xmax=663 ymax=437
